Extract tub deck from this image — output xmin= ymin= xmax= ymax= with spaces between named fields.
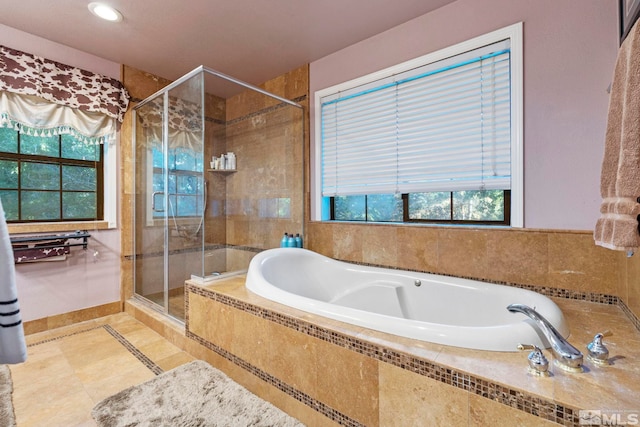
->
xmin=188 ymin=275 xmax=640 ymax=426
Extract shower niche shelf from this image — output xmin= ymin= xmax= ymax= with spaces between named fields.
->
xmin=207 ymin=169 xmax=236 ymax=174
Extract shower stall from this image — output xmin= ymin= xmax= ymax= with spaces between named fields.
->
xmin=131 ymin=66 xmax=304 ymax=321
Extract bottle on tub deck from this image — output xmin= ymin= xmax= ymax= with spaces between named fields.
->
xmin=294 ymin=233 xmax=303 ymax=248
xmin=280 ymin=233 xmax=289 ymax=248
xmin=286 ymin=234 xmax=296 ymax=248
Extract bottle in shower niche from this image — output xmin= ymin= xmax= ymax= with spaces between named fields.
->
xmin=280 ymin=233 xmax=289 ymax=248
xmin=294 ymin=233 xmax=303 ymax=248
xmin=227 ymin=152 xmax=236 ymax=170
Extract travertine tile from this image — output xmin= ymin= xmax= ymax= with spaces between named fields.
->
xmin=548 ymin=232 xmax=618 ymax=294
xmin=469 ymin=393 xmax=558 ymax=426
xmin=315 ymin=339 xmax=379 ymax=427
xmin=332 ymin=223 xmax=364 ymax=262
xmin=625 ymin=254 xmax=640 ymax=319
xmin=230 ymin=306 xmax=270 ymax=371
xmin=362 ymin=225 xmax=398 ymax=266
xmin=486 ymin=229 xmax=549 ymax=286
xmin=396 ymin=225 xmax=439 ymax=272
xmin=379 ymin=362 xmax=469 ymax=427
xmin=306 ymin=222 xmax=335 ymax=257
xmin=188 ymin=293 xmax=233 ymax=349
xmin=267 ymin=321 xmax=317 ymax=394
xmin=437 ymin=228 xmax=488 ymax=278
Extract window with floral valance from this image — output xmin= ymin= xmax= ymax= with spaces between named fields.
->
xmin=0 ymin=45 xmax=129 ymax=224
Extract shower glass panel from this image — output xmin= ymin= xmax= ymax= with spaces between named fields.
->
xmin=132 ymin=66 xmax=304 ymax=322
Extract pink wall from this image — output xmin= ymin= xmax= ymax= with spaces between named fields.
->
xmin=0 ymin=24 xmax=121 ymax=79
xmin=1 ymin=24 xmax=122 ymax=321
xmin=310 ymin=0 xmax=619 ymax=230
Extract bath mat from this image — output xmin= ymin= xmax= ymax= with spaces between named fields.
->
xmin=0 ymin=365 xmax=17 ymax=427
xmin=92 ymin=360 xmax=305 ymax=427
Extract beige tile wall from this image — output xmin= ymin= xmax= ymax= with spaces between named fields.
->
xmin=118 ymin=62 xmax=639 ymax=333
xmin=185 ymin=289 xmax=566 ymax=427
xmin=621 ymin=254 xmax=640 ymax=321
xmin=224 ymin=65 xmax=307 ymax=249
xmin=307 ymin=222 xmax=625 ymax=300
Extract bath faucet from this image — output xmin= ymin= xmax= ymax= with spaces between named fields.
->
xmin=507 ymin=303 xmax=583 ymax=372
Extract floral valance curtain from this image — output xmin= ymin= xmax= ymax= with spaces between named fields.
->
xmin=136 ymin=96 xmax=203 ymax=152
xmin=0 ymin=45 xmax=130 ymax=144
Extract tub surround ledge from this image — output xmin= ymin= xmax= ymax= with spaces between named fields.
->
xmin=184 ymin=277 xmax=640 ymax=427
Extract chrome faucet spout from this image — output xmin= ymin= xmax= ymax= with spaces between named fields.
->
xmin=507 ymin=303 xmax=583 ymax=372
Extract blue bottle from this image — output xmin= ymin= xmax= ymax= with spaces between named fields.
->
xmin=280 ymin=233 xmax=288 ymax=248
xmin=286 ymin=234 xmax=296 ymax=247
xmin=294 ymin=233 xmax=303 ymax=248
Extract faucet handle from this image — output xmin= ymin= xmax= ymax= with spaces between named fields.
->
xmin=587 ymin=331 xmax=612 ymax=365
xmin=518 ymin=344 xmax=550 ymax=376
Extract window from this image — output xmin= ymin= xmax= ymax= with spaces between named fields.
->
xmin=0 ymin=45 xmax=129 ymax=229
xmin=151 ymin=147 xmax=204 ymax=218
xmin=314 ymin=23 xmax=523 ymax=226
xmin=0 ymin=128 xmax=103 ymax=222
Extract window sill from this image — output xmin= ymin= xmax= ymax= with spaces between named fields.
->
xmin=8 ymin=221 xmax=111 ymax=234
xmin=311 ymin=219 xmax=513 ymax=230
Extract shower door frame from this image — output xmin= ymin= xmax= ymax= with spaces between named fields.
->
xmin=131 ymin=65 xmax=304 ymax=321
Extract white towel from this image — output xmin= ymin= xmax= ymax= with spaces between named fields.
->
xmin=0 ymin=198 xmax=27 ymax=364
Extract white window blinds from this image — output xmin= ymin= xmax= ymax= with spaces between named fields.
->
xmin=321 ymin=40 xmax=511 ymax=196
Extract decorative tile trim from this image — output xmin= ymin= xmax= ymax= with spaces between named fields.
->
xmin=226 ymin=94 xmax=306 ymax=126
xmin=27 ymin=325 xmax=105 ymax=347
xmin=124 ymin=244 xmax=261 ymax=261
xmin=186 ymin=330 xmax=365 ymax=427
xmin=28 ymin=324 xmax=164 ymax=375
xmin=619 ymin=298 xmax=640 ymax=332
xmin=103 ymin=325 xmax=164 ymax=375
xmin=186 ymin=283 xmax=581 ymax=426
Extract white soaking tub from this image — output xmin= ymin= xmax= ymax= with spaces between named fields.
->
xmin=245 ymin=248 xmax=569 ymax=351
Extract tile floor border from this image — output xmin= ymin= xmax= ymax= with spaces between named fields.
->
xmin=28 ymin=324 xmax=164 ymax=375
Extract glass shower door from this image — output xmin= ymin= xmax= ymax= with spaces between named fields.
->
xmin=133 ymin=94 xmax=169 ymax=314
xmin=133 ymin=71 xmax=205 ymax=321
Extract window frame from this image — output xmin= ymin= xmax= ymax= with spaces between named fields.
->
xmin=145 ymin=146 xmax=205 ymax=226
xmin=0 ymin=130 xmax=108 ymax=224
xmin=312 ymin=23 xmax=523 ymax=227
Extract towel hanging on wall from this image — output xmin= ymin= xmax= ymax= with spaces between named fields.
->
xmin=0 ymin=198 xmax=27 ymax=364
xmin=594 ymin=18 xmax=640 ymax=252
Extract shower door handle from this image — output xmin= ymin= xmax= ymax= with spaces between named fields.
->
xmin=151 ymin=191 xmax=165 ymax=212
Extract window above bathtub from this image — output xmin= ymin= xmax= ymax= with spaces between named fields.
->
xmin=313 ymin=23 xmax=523 ymax=227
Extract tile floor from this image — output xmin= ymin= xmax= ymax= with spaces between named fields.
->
xmin=8 ymin=313 xmax=194 ymax=427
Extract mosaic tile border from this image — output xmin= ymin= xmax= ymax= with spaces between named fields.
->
xmin=103 ymin=325 xmax=164 ymax=375
xmin=226 ymin=94 xmax=307 ymax=126
xmin=186 ymin=331 xmax=364 ymax=427
xmin=28 ymin=324 xmax=164 ymax=375
xmin=124 ymin=244 xmax=262 ymax=261
xmin=186 ymin=283 xmax=582 ymax=426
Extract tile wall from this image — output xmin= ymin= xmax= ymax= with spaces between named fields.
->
xmin=119 ymin=64 xmax=307 ymax=300
xmin=117 ymin=61 xmax=640 ymax=334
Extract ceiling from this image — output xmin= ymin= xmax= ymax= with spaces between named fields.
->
xmin=1 ymin=0 xmax=457 ymax=87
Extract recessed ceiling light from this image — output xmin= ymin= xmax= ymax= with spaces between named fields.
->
xmin=88 ymin=2 xmax=123 ymax=22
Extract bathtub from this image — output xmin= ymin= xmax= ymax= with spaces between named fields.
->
xmin=245 ymin=248 xmax=570 ymax=352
